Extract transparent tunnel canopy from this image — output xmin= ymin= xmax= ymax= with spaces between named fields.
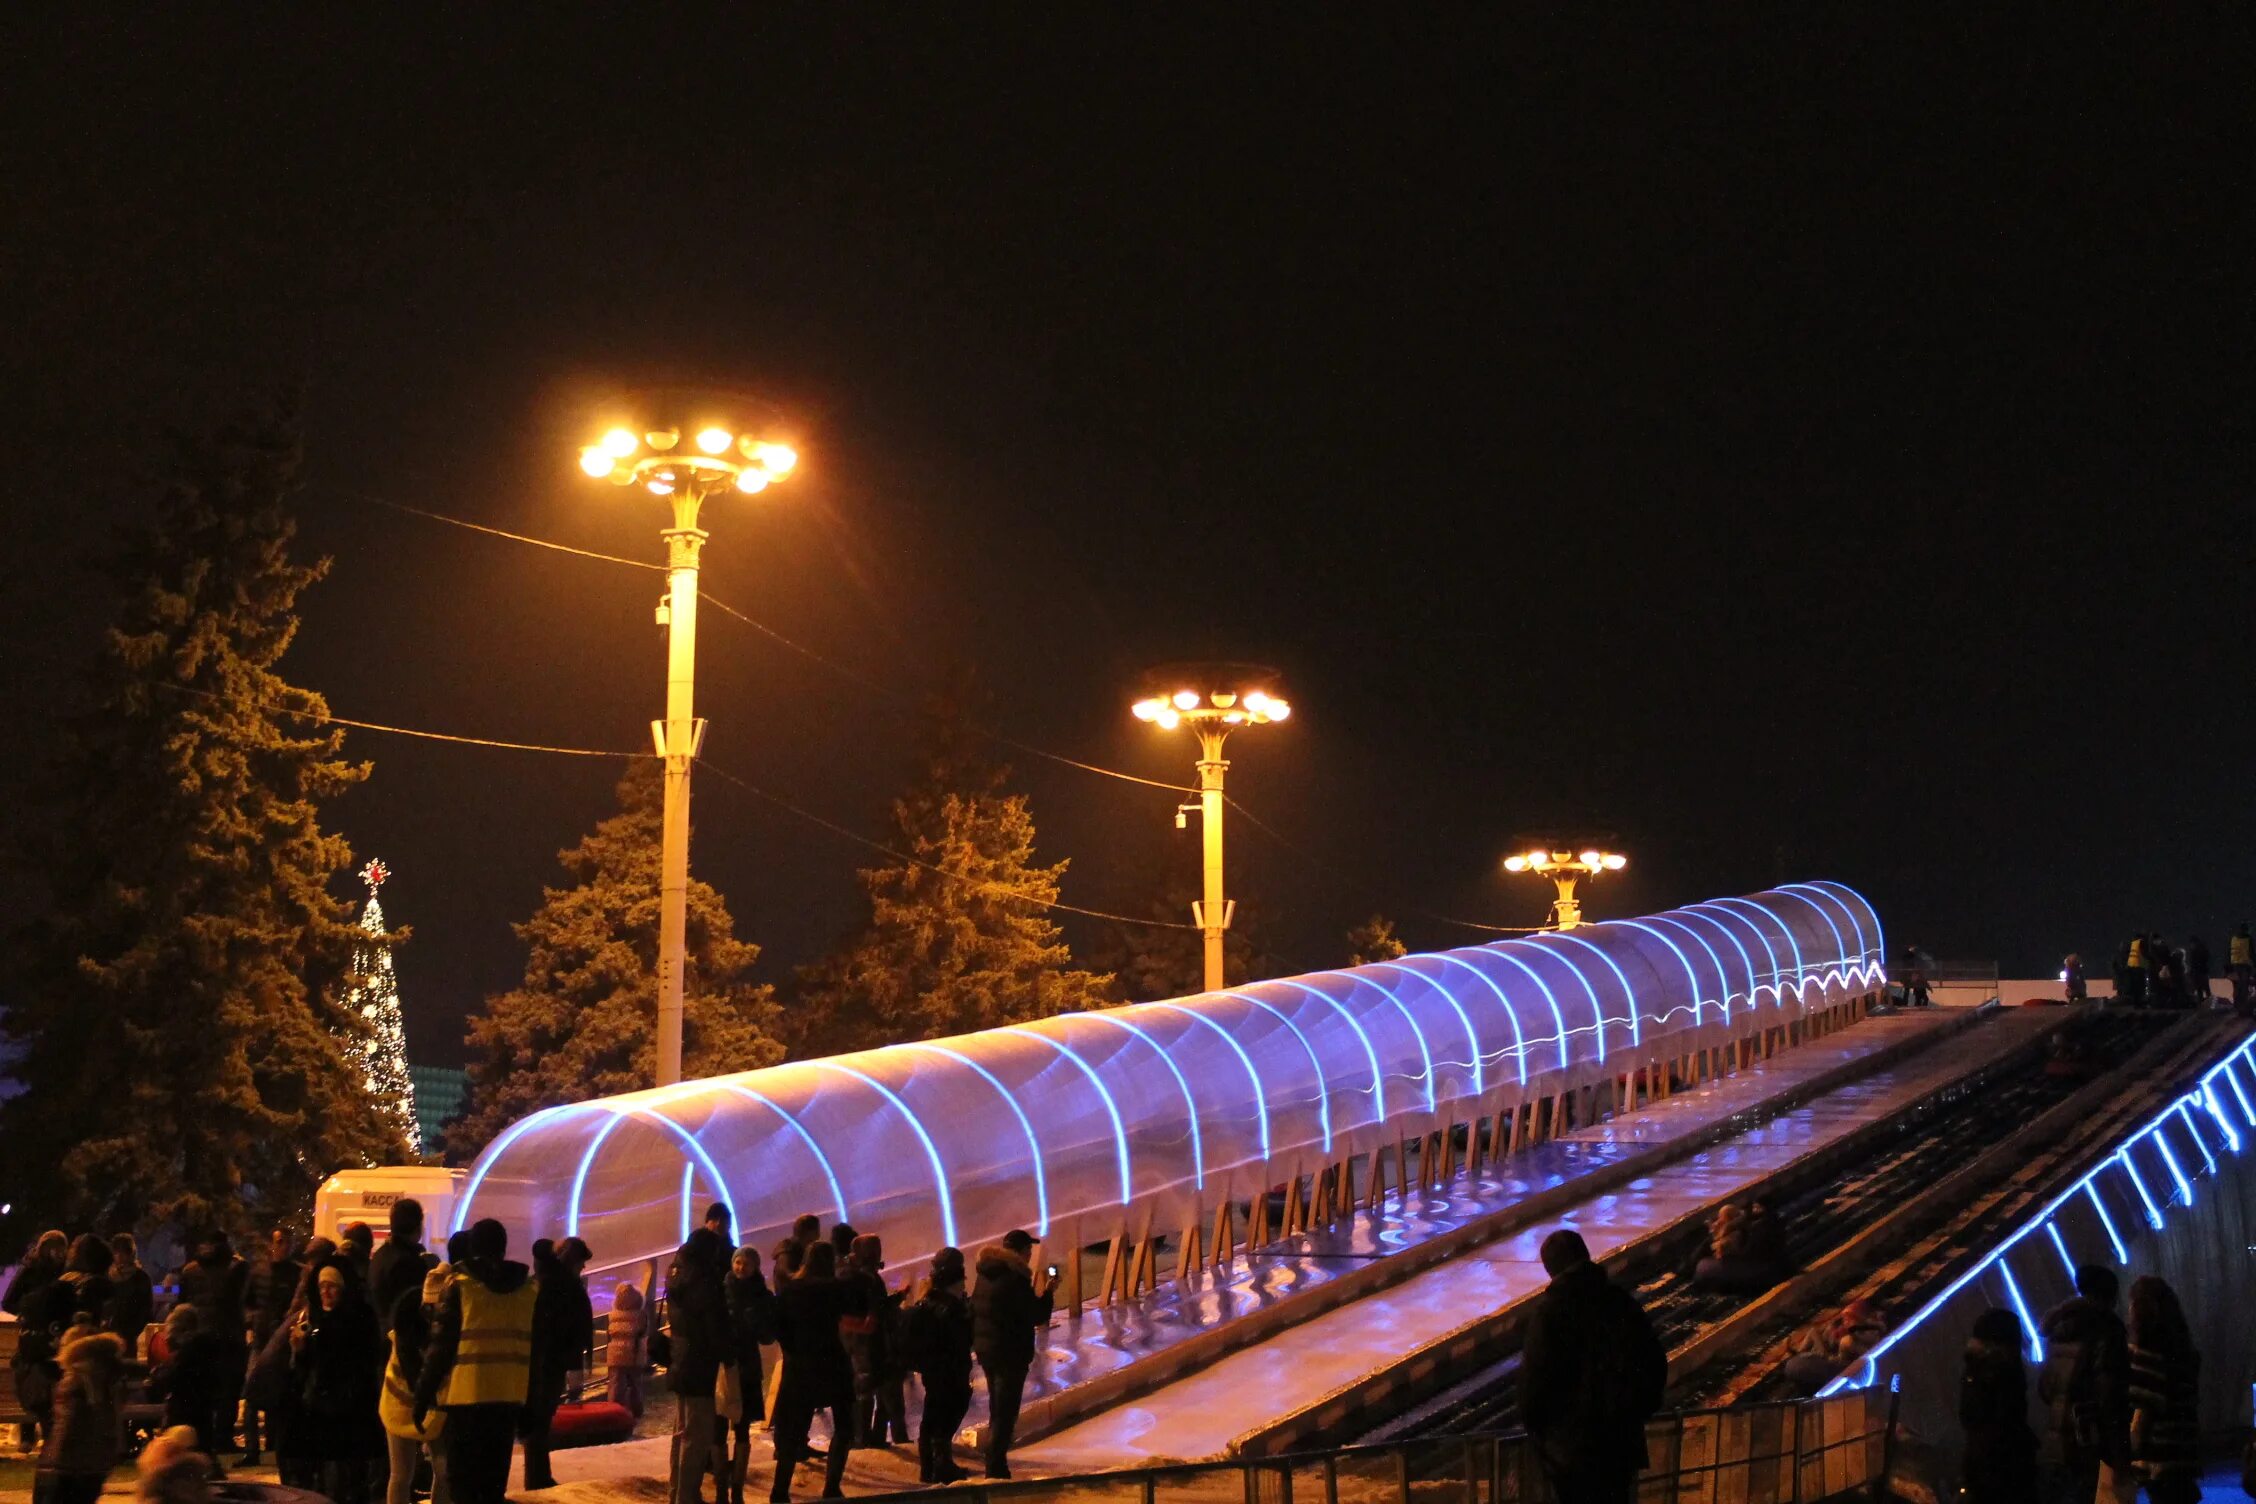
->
xmin=457 ymin=882 xmax=1884 ymax=1276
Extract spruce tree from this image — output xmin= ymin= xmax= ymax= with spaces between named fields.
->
xmin=451 ymin=761 xmax=784 ymax=1155
xmin=1093 ymin=860 xmax=1285 ymax=1003
xmin=0 ymin=410 xmax=406 ymax=1235
xmin=1344 ymin=914 xmax=1409 ymax=968
xmin=790 ymin=693 xmax=1111 ymax=1054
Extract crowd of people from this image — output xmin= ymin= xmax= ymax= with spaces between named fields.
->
xmin=5 ymin=1199 xmax=1058 ymax=1504
xmin=1959 ymin=1264 xmax=2207 ymax=1504
xmin=2103 ymin=925 xmax=2256 ymax=1016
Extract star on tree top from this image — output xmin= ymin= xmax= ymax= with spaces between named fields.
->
xmin=360 ymin=857 xmax=390 ymax=892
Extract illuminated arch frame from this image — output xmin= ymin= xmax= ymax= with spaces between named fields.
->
xmin=1332 ymin=970 xmax=1439 ymax=1112
xmin=1602 ymin=920 xmax=1707 ymax=1029
xmin=1452 ymin=947 xmax=1572 ymax=1071
xmin=1781 ymin=883 xmax=1867 ymax=971
xmin=716 ymin=1082 xmax=850 ymax=1225
xmin=1713 ymin=897 xmax=1805 ymax=1004
xmin=1670 ymin=908 xmax=1757 ymax=1016
xmin=907 ymin=1043 xmax=1053 ymax=1233
xmin=1771 ymin=889 xmax=1851 ymax=988
xmin=1410 ymin=952 xmax=1530 ymax=1084
xmin=1531 ymin=931 xmax=1643 ymax=1051
xmin=999 ymin=1027 xmax=1133 ymax=1210
xmin=1645 ymin=914 xmax=1734 ymax=1021
xmin=1688 ymin=901 xmax=1782 ymax=1008
xmin=1069 ymin=1011 xmax=1207 ymax=1190
xmin=809 ymin=1061 xmax=959 ymax=1246
xmin=1492 ymin=939 xmax=1609 ymax=1066
xmin=1370 ymin=960 xmax=1484 ymax=1097
xmin=1266 ymin=977 xmax=1391 ymax=1126
xmin=1149 ymin=1001 xmax=1271 ymax=1161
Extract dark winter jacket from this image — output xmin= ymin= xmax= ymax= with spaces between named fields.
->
xmin=38 ymin=1333 xmax=128 ymax=1479
xmin=148 ymin=1328 xmax=230 ymax=1436
xmin=178 ymin=1251 xmax=250 ymax=1348
xmin=905 ymin=1284 xmax=974 ymax=1389
xmin=724 ymin=1269 xmax=775 ymax=1389
xmin=1958 ymin=1334 xmax=2037 ymax=1502
xmin=105 ymin=1266 xmax=154 ymax=1346
xmin=412 ymin=1255 xmax=534 ymax=1414
xmin=529 ymin=1264 xmax=595 ymax=1403
xmin=970 ymin=1247 xmax=1052 ymax=1369
xmin=368 ymin=1240 xmax=433 ymax=1339
xmin=1520 ymin=1261 xmax=1668 ymax=1479
xmin=256 ymin=1256 xmax=304 ymax=1344
xmin=3 ymin=1249 xmax=62 ymax=1316
xmin=772 ymin=1273 xmax=865 ymax=1403
xmin=843 ymin=1266 xmax=903 ymax=1393
xmin=294 ymin=1294 xmax=383 ymax=1461
xmin=2037 ymin=1296 xmax=2130 ymax=1472
xmin=2127 ymin=1339 xmax=2200 ymax=1484
xmin=663 ymin=1251 xmax=730 ymax=1398
xmin=388 ymin=1287 xmax=435 ymax=1396
xmin=27 ymin=1270 xmax=115 ymax=1342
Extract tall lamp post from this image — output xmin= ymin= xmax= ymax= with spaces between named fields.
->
xmin=1503 ymin=846 xmax=1627 ymax=930
xmin=577 ymin=418 xmax=799 ymax=1086
xmin=1131 ymin=666 xmax=1292 ymax=993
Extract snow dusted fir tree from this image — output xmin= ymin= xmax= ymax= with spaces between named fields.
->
xmin=347 ymin=858 xmax=421 ymax=1154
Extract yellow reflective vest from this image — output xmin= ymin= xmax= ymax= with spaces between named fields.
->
xmin=2232 ymin=934 xmax=2253 ymax=968
xmin=437 ymin=1271 xmax=539 ymax=1409
xmin=380 ymin=1336 xmax=445 ymax=1441
xmin=2126 ymin=938 xmax=2147 ymax=969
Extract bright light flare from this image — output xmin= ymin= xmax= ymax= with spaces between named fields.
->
xmin=1504 ymin=856 xmax=1529 ymax=872
xmin=645 ymin=429 xmax=680 ymax=452
xmin=1131 ymin=698 xmax=1164 ymax=722
xmin=1264 ymin=698 xmax=1290 ymax=721
xmin=1155 ymin=708 xmax=1182 ymax=730
xmin=579 ymin=446 xmax=615 ymax=478
xmin=646 ymin=475 xmax=676 ymax=496
xmin=751 ymin=442 xmax=798 ymax=476
xmin=1580 ymin=850 xmax=1603 ymax=868
xmin=696 ymin=427 xmax=734 ymax=455
xmin=1603 ymin=854 xmax=1627 ymax=870
xmin=601 ymin=428 xmax=640 ymax=458
xmin=735 ymin=469 xmax=769 ymax=494
xmin=1243 ymin=690 xmax=1271 ymax=713
xmin=1172 ymin=690 xmax=1201 ymax=710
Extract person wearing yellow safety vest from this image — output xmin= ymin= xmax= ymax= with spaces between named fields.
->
xmin=2117 ymin=934 xmax=2149 ymax=1007
xmin=380 ymin=1263 xmax=451 ymax=1504
xmin=2231 ymin=924 xmax=2255 ymax=1018
xmin=412 ymin=1219 xmax=537 ymax=1504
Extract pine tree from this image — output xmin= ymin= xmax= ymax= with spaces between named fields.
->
xmin=1344 ymin=914 xmax=1409 ymax=968
xmin=1092 ymin=870 xmax=1286 ymax=1003
xmin=0 ymin=410 xmax=407 ymax=1235
xmin=790 ymin=692 xmax=1111 ymax=1055
xmin=344 ymin=858 xmax=420 ymax=1155
xmin=451 ymin=761 xmax=784 ymax=1156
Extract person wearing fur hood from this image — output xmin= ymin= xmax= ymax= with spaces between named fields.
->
xmin=138 ymin=1425 xmax=215 ymax=1504
xmin=969 ymin=1232 xmax=1053 ymax=1481
xmin=37 ymin=1328 xmax=130 ymax=1504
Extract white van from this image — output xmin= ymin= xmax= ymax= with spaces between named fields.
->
xmin=312 ymin=1166 xmax=467 ymax=1245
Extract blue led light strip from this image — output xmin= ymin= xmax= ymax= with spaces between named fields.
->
xmin=1535 ymin=931 xmax=1643 ymax=1051
xmin=1000 ymin=1028 xmax=1133 ymax=1207
xmin=717 ymin=1082 xmax=849 ymax=1225
xmin=810 ymin=1062 xmax=958 ymax=1245
xmin=1773 ymin=889 xmax=1851 ymax=988
xmin=1812 ymin=881 xmax=1887 ymax=972
xmin=455 ymin=1101 xmax=587 ymax=1233
xmin=1151 ymin=1001 xmax=1271 ymax=1160
xmin=1690 ymin=901 xmax=1783 ymax=1010
xmin=1608 ymin=921 xmax=1708 ymax=1028
xmin=1674 ymin=908 xmax=1756 ymax=1017
xmin=1648 ymin=915 xmax=1733 ymax=1021
xmin=1347 ymin=971 xmax=1438 ymax=1112
xmin=1372 ymin=960 xmax=1483 ymax=1096
xmin=1073 ymin=1011 xmax=1207 ymax=1190
xmin=1495 ymin=939 xmax=1608 ymax=1064
xmin=1419 ymin=954 xmax=1529 ymax=1085
xmin=2043 ymin=1221 xmax=2076 ymax=1279
xmin=1234 ymin=995 xmax=1335 ymax=1153
xmin=1472 ymin=948 xmax=1573 ymax=1070
xmin=1782 ymin=883 xmax=1869 ymax=972
xmin=911 ymin=1043 xmax=1054 ymax=1231
xmin=567 ymin=1114 xmax=628 ymax=1235
xmin=1270 ymin=978 xmax=1390 ymax=1123
xmin=1715 ymin=897 xmax=1804 ymax=1006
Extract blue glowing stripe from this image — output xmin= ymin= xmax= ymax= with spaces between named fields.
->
xmin=1718 ymin=897 xmax=1807 ymax=1003
xmin=2223 ymin=1059 xmax=2256 ymax=1129
xmin=811 ymin=1062 xmax=959 ymax=1245
xmin=1608 ymin=921 xmax=1707 ymax=1027
xmin=680 ymin=1163 xmax=695 ymax=1245
xmin=1772 ymin=889 xmax=1852 ymax=992
xmin=456 ymin=1101 xmax=587 ymax=1233
xmin=1811 ymin=881 xmax=1887 ymax=971
xmin=2044 ymin=1221 xmax=2076 ymax=1279
xmin=717 ymin=1083 xmax=849 ymax=1225
xmin=2086 ymin=1181 xmax=2128 ymax=1264
xmin=1345 ymin=970 xmax=1437 ymax=1112
xmin=2118 ymin=1147 xmax=2164 ymax=1230
xmin=1674 ymin=909 xmax=1756 ymax=1017
xmin=1417 ymin=954 xmax=1529 ymax=1085
xmin=912 ymin=1043 xmax=1054 ymax=1229
xmin=2174 ymin=1104 xmax=2217 ymax=1174
xmin=1372 ymin=961 xmax=1481 ymax=1096
xmin=1152 ymin=1002 xmax=1270 ymax=1159
xmin=2203 ymin=1085 xmax=2244 ymax=1154
xmin=1648 ymin=915 xmax=1733 ymax=1021
xmin=1001 ymin=1028 xmax=1134 ymax=1206
xmin=1534 ymin=931 xmax=1643 ymax=1050
xmin=1468 ymin=948 xmax=1572 ymax=1070
xmin=2150 ymin=1129 xmax=2193 ymax=1206
xmin=1076 ymin=1011 xmax=1205 ymax=1191
xmin=567 ymin=1113 xmax=629 ymax=1236
xmin=1781 ymin=883 xmax=1869 ymax=971
xmin=1496 ymin=939 xmax=1608 ymax=1064
xmin=1270 ymin=978 xmax=1390 ymax=1124
xmin=1234 ymin=994 xmax=1335 ymax=1153
xmin=1691 ymin=902 xmax=1783 ymax=1008
xmin=1997 ymin=1261 xmax=2045 ymax=1362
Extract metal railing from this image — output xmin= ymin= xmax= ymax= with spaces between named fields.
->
xmin=879 ymin=1389 xmax=1899 ymax=1504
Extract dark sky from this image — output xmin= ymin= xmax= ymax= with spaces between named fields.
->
xmin=4 ymin=11 xmax=2251 ymax=1065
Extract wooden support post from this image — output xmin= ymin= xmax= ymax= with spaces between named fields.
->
xmin=1281 ymin=1173 xmax=1306 ymax=1239
xmin=1210 ymin=1197 xmax=1235 ymax=1271
xmin=1311 ymin=1162 xmax=1336 ymax=1223
xmin=1096 ymin=1224 xmax=1126 ymax=1306
xmin=1247 ymin=1187 xmax=1271 ymax=1251
xmin=1177 ymin=1212 xmax=1203 ymax=1287
xmin=1127 ymin=1205 xmax=1158 ymax=1298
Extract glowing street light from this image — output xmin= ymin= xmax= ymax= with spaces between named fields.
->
xmin=578 ymin=411 xmax=800 ymax=1086
xmin=1502 ymin=845 xmax=1628 ymax=930
xmin=1132 ymin=666 xmax=1291 ymax=993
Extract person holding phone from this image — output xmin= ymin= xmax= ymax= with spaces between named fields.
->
xmin=970 ymin=1230 xmax=1053 ymax=1481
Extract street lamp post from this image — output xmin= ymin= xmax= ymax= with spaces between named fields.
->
xmin=1131 ymin=668 xmax=1292 ymax=993
xmin=578 ymin=419 xmax=798 ymax=1086
xmin=1502 ymin=846 xmax=1627 ymax=930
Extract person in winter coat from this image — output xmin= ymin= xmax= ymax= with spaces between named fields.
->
xmin=244 ymin=1227 xmax=304 ymax=1466
xmin=380 ymin=1264 xmax=451 ymax=1504
xmin=292 ymin=1264 xmax=383 ymax=1504
xmin=720 ymin=1246 xmax=776 ymax=1504
xmin=1958 ymin=1307 xmax=2037 ymax=1503
xmin=845 ymin=1234 xmax=908 ymax=1447
xmin=1778 ymin=1299 xmax=1886 ymax=1393
xmin=2037 ymin=1264 xmax=2130 ymax=1504
xmin=368 ymin=1202 xmax=434 ymax=1337
xmin=906 ymin=1247 xmax=975 ymax=1485
xmin=665 ymin=1228 xmax=733 ymax=1504
xmin=106 ymin=1235 xmax=155 ymax=1353
xmin=604 ymin=1283 xmax=649 ymax=1419
xmin=6 ymin=1230 xmax=69 ymax=1316
xmin=2126 ymin=1276 xmax=2201 ymax=1504
xmin=412 ymin=1219 xmax=538 ymax=1504
xmin=148 ymin=1306 xmax=230 ymax=1465
xmin=521 ymin=1237 xmax=593 ymax=1491
xmin=7 ymin=1231 xmax=69 ymax=1450
xmin=1520 ymin=1229 xmax=1667 ymax=1504
xmin=36 ymin=1329 xmax=129 ymax=1504
xmin=138 ymin=1425 xmax=216 ymax=1504
xmin=769 ymin=1242 xmax=867 ymax=1502
xmin=176 ymin=1232 xmax=250 ymax=1457
xmin=970 ymin=1231 xmax=1053 ymax=1481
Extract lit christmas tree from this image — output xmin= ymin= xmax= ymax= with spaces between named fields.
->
xmin=346 ymin=858 xmax=420 ymax=1154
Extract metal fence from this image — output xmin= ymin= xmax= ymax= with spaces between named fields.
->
xmin=881 ymin=1389 xmax=1899 ymax=1504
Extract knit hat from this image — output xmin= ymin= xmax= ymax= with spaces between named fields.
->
xmin=317 ymin=1264 xmax=346 ymax=1291
xmin=422 ymin=1262 xmax=452 ymax=1305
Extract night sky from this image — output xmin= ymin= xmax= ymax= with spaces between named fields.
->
xmin=4 ymin=12 xmax=2251 ymax=1067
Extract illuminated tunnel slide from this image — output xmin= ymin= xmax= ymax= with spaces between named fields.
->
xmin=456 ymin=882 xmax=1884 ymax=1277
